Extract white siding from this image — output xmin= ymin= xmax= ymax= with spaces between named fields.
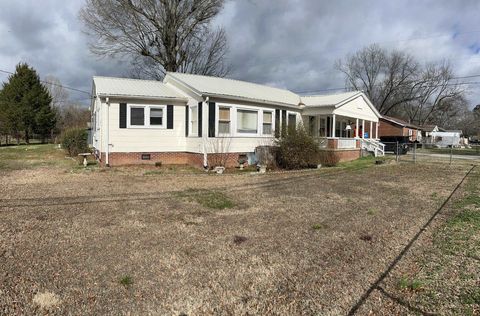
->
xmin=107 ymin=100 xmax=187 ymax=152
xmin=333 ymin=96 xmax=379 ymax=122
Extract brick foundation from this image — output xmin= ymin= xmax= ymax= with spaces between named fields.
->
xmin=98 ymin=149 xmax=361 ymax=168
xmin=319 ymin=148 xmax=361 ymax=162
xmin=99 ymin=151 xmax=244 ymax=169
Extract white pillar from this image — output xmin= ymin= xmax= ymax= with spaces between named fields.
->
xmin=332 ymin=114 xmax=336 ymax=138
xmin=375 ymin=122 xmax=379 ymax=139
xmin=370 ymin=121 xmax=373 ymax=139
xmin=362 ymin=119 xmax=365 ymax=139
xmin=355 ymin=118 xmax=359 ymax=138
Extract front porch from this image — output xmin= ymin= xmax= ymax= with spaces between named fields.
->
xmin=306 ymin=114 xmax=381 ymax=151
xmin=301 ymin=92 xmax=385 ymax=158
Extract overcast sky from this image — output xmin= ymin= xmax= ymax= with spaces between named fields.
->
xmin=1 ymin=0 xmax=480 ymax=107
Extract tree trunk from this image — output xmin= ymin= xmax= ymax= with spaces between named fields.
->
xmin=25 ymin=130 xmax=30 ymax=144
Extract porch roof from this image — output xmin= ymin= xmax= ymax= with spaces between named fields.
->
xmin=301 ymin=91 xmax=361 ymax=107
xmin=301 ymin=91 xmax=381 ymax=122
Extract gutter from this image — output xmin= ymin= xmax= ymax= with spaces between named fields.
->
xmin=97 ymin=93 xmax=188 ymax=102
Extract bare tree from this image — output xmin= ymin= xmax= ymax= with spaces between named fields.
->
xmin=80 ymin=0 xmax=230 ymax=79
xmin=401 ymin=63 xmax=465 ymax=125
xmin=336 ymin=44 xmax=418 ymax=115
xmin=43 ymin=75 xmax=70 ymax=108
xmin=336 ymin=44 xmax=468 ymax=125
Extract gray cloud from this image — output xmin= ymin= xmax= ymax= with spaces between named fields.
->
xmin=0 ymin=0 xmax=479 ymax=106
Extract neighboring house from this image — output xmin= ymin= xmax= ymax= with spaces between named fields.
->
xmin=91 ymin=73 xmax=383 ymax=167
xmin=430 ymin=130 xmax=463 ymax=148
xmin=378 ymin=116 xmax=421 ymax=142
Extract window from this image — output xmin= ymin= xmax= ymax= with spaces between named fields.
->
xmin=218 ymin=107 xmax=230 ymax=134
xmin=319 ymin=117 xmax=326 ymax=137
xmin=190 ymin=106 xmax=198 ymax=134
xmin=150 ymin=108 xmax=163 ymax=126
xmin=130 ymin=107 xmax=145 ymax=126
xmin=263 ymin=111 xmax=273 ymax=135
xmin=237 ymin=109 xmax=258 ymax=134
xmin=288 ymin=114 xmax=296 ymax=129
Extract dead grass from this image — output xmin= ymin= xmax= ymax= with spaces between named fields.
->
xmin=0 ymin=148 xmax=477 ymax=314
xmin=361 ymin=166 xmax=480 ymax=315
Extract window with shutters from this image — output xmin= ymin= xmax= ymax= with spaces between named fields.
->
xmin=150 ymin=108 xmax=163 ymax=126
xmin=190 ymin=106 xmax=198 ymax=136
xmin=237 ymin=109 xmax=258 ymax=134
xmin=218 ymin=107 xmax=230 ymax=135
xmin=262 ymin=111 xmax=273 ymax=135
xmin=127 ymin=104 xmax=166 ymax=128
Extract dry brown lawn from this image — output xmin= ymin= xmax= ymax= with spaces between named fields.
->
xmin=0 ymin=147 xmax=477 ymax=315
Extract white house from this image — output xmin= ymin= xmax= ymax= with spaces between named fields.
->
xmin=91 ymin=73 xmax=384 ymax=167
xmin=430 ymin=130 xmax=463 ymax=148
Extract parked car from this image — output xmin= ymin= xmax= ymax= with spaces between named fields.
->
xmin=380 ymin=136 xmax=410 ymax=154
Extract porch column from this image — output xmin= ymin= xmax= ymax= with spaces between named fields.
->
xmin=317 ymin=116 xmax=321 ymax=137
xmin=375 ymin=122 xmax=379 ymax=139
xmin=332 ymin=114 xmax=336 ymax=138
xmin=355 ymin=118 xmax=359 ymax=138
xmin=362 ymin=119 xmax=365 ymax=139
xmin=370 ymin=121 xmax=373 ymax=139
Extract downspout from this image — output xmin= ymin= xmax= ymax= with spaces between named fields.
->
xmin=203 ymin=96 xmax=210 ymax=169
xmin=105 ymin=97 xmax=110 ymax=167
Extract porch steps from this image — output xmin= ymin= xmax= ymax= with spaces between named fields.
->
xmin=361 ymin=139 xmax=385 ymax=157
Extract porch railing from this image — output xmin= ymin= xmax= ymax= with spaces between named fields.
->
xmin=338 ymin=138 xmax=357 ymax=149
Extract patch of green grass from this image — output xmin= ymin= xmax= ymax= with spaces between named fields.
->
xmin=0 ymin=144 xmax=76 ymax=171
xmin=367 ymin=208 xmax=377 ymax=215
xmin=461 ymin=288 xmax=480 ymax=305
xmin=312 ymin=223 xmax=324 ymax=230
xmin=338 ymin=156 xmax=386 ymax=171
xmin=398 ymin=277 xmax=425 ymax=291
xmin=175 ymin=189 xmax=235 ymax=210
xmin=119 ymin=275 xmax=133 ymax=287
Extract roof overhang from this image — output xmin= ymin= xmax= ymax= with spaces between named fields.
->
xmin=97 ymin=93 xmax=188 ymax=102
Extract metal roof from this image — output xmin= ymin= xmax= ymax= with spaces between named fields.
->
xmin=165 ymin=72 xmax=302 ymax=107
xmin=381 ymin=115 xmax=420 ymax=129
xmin=301 ymin=91 xmax=361 ymax=107
xmin=93 ymin=76 xmax=186 ymax=100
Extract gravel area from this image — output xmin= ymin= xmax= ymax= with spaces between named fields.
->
xmin=0 ymin=160 xmax=473 ymax=315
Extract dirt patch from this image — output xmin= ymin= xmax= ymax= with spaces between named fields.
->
xmin=33 ymin=291 xmax=61 ymax=309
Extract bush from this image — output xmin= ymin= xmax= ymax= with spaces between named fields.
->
xmin=61 ymin=128 xmax=89 ymax=157
xmin=318 ymin=151 xmax=340 ymax=167
xmin=275 ymin=126 xmax=320 ymax=169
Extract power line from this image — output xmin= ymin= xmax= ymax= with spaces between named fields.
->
xmin=0 ymin=69 xmax=92 ymax=96
xmin=296 ymin=74 xmax=480 ymax=95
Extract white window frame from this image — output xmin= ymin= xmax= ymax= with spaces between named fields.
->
xmin=216 ymin=105 xmax=232 ymax=136
xmin=235 ymin=107 xmax=260 ymax=136
xmin=261 ymin=110 xmax=274 ymax=136
xmin=126 ymin=104 xmax=166 ymax=129
xmin=189 ymin=105 xmax=199 ymax=137
xmin=214 ymin=103 xmax=277 ymax=138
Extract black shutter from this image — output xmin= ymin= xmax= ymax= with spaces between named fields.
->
xmin=198 ymin=102 xmax=203 ymax=137
xmin=167 ymin=105 xmax=174 ymax=129
xmin=275 ymin=109 xmax=280 ymax=137
xmin=185 ymin=105 xmax=189 ymax=136
xmin=208 ymin=102 xmax=216 ymax=137
xmin=119 ymin=103 xmax=127 ymax=128
xmin=281 ymin=110 xmax=287 ymax=136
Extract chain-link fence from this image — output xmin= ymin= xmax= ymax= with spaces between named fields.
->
xmin=382 ymin=142 xmax=480 ymax=165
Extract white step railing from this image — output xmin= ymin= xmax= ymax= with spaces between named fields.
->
xmin=361 ymin=139 xmax=385 ymax=157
